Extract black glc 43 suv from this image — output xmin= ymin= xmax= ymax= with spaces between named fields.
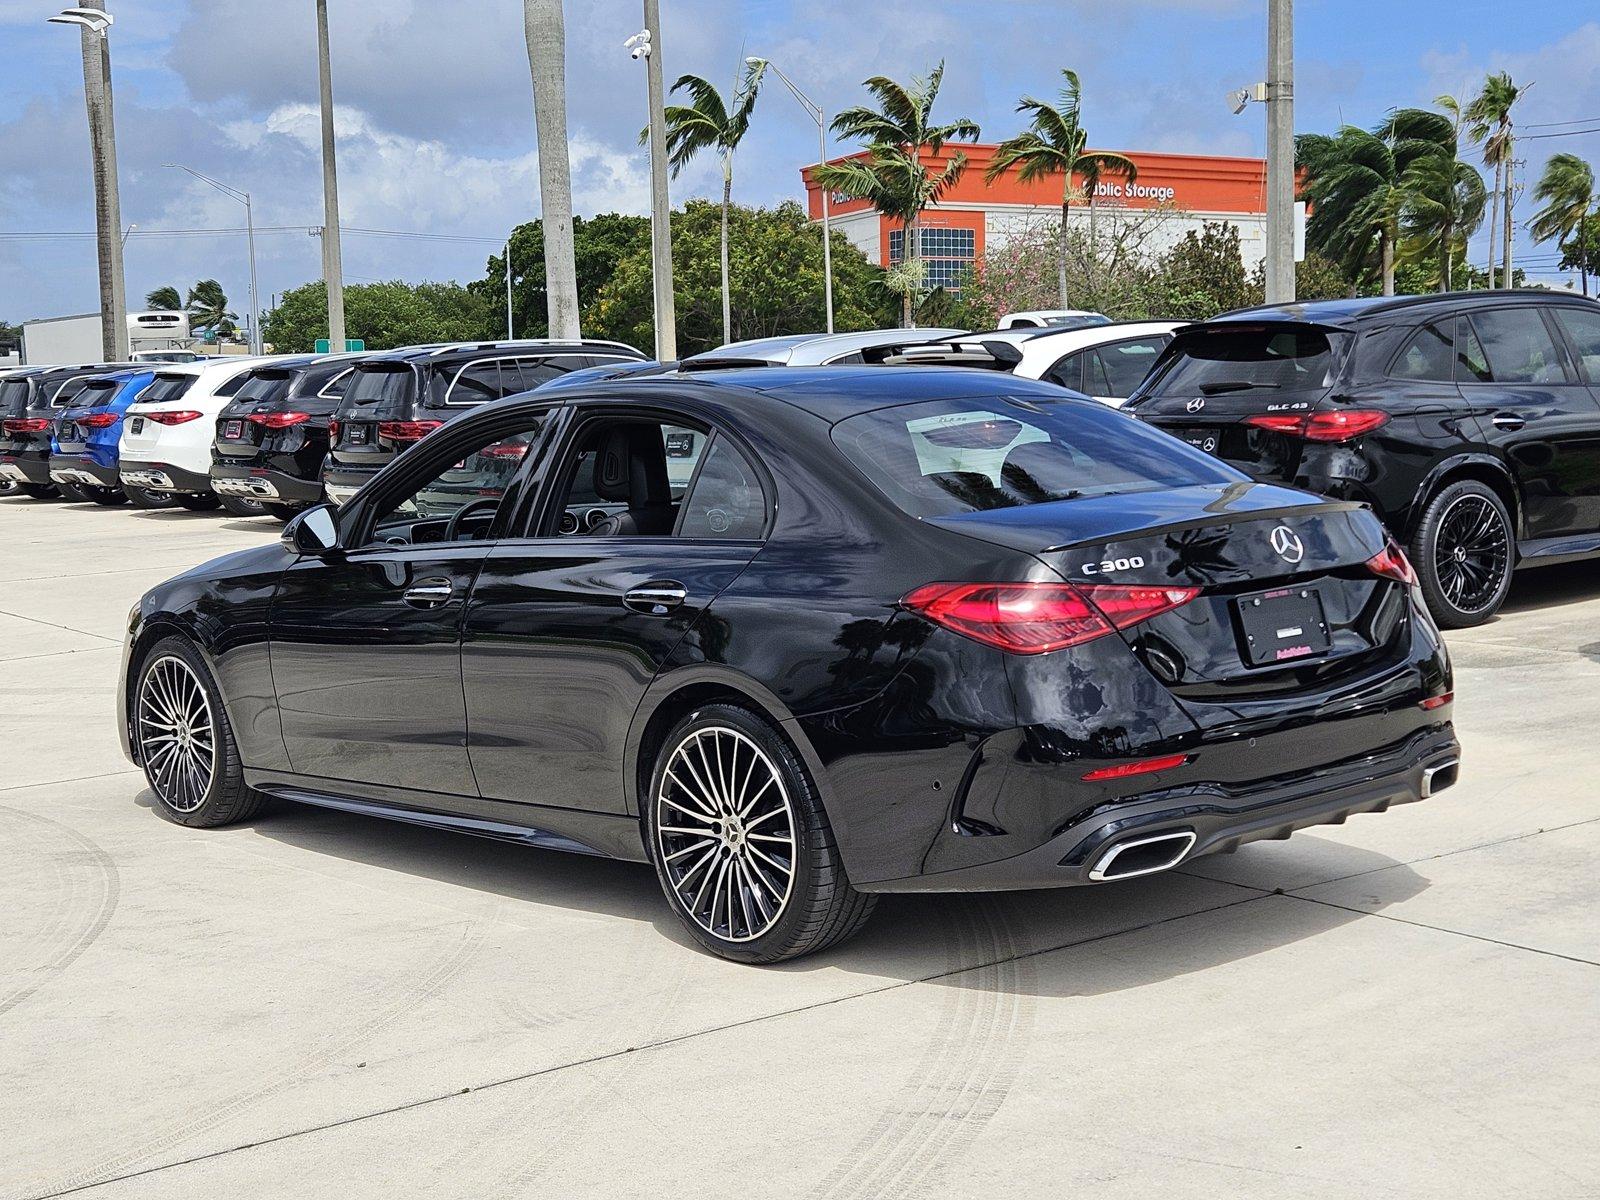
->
xmin=1127 ymin=292 xmax=1600 ymax=626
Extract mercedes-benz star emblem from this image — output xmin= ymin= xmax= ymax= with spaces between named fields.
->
xmin=1186 ymin=396 xmax=1207 ymax=413
xmin=1269 ymin=525 xmax=1305 ymax=564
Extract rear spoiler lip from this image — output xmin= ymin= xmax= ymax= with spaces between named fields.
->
xmin=883 ymin=338 xmax=1026 ymax=367
xmin=1172 ymin=318 xmax=1352 ymax=338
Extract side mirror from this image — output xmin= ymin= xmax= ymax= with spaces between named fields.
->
xmin=282 ymin=502 xmax=340 ymax=555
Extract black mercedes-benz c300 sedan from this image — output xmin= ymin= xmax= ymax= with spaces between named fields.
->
xmin=118 ymin=368 xmax=1459 ymax=963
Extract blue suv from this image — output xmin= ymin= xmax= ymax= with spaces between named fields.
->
xmin=48 ymin=369 xmax=173 ymax=507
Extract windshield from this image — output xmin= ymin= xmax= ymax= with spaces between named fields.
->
xmin=1151 ymin=328 xmax=1344 ymax=396
xmin=345 ymin=364 xmax=417 ymax=407
xmin=833 ymin=396 xmax=1240 ymax=518
xmin=0 ymin=379 xmax=31 ymax=417
xmin=143 ymin=375 xmax=197 ymax=404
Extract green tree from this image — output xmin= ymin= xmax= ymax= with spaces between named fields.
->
xmin=1154 ymin=222 xmax=1257 ymax=317
xmin=657 ymin=62 xmax=766 ymax=345
xmin=186 ymin=279 xmax=237 ymax=336
xmin=473 ymin=213 xmax=652 ymax=340
xmin=144 ymin=285 xmax=182 ymax=311
xmin=586 ymin=200 xmax=897 ymax=356
xmin=1530 ymin=153 xmax=1596 ymax=296
xmin=987 ymin=69 xmax=1136 ymax=310
xmin=1398 ymin=145 xmax=1486 ymax=291
xmin=262 ymin=280 xmax=496 ymax=352
xmin=812 ymin=62 xmax=980 ymax=327
xmin=0 ymin=319 xmax=21 ymax=354
xmin=1465 ymin=71 xmax=1526 ymax=288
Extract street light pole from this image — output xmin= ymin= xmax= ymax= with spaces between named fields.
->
xmin=49 ymin=4 xmax=128 ymax=362
xmin=163 ymin=164 xmax=260 ymax=355
xmin=631 ymin=4 xmax=676 ymax=361
xmin=316 ymin=0 xmax=347 ymax=353
xmin=752 ymin=57 xmax=834 ymax=333
xmin=1264 ymin=0 xmax=1295 ymax=303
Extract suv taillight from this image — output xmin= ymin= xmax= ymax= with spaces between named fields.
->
xmin=248 ymin=411 xmax=311 ymax=429
xmin=3 ymin=418 xmax=50 ymax=434
xmin=143 ymin=410 xmax=204 ymax=426
xmin=78 ymin=411 xmax=120 ymax=428
xmin=900 ymin=581 xmax=1200 ymax=655
xmin=1244 ymin=410 xmax=1390 ymax=443
xmin=1366 ymin=538 xmax=1418 ymax=586
xmin=377 ymin=419 xmax=444 ymax=443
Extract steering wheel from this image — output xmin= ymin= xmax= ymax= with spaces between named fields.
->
xmin=444 ymin=496 xmax=501 ymax=543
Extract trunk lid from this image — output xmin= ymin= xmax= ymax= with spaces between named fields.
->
xmin=330 ymin=362 xmax=424 ymax=467
xmin=121 ymin=372 xmax=199 ymax=456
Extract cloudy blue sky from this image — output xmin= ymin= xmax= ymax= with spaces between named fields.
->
xmin=2 ymin=0 xmax=1597 ymax=324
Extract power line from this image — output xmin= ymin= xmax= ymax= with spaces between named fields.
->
xmin=0 ymin=224 xmax=506 ymax=244
xmin=1524 ymin=116 xmax=1600 ymax=129
xmin=1523 ymin=125 xmax=1600 ymax=140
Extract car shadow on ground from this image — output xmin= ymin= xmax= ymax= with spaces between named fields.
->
xmin=1499 ymin=557 xmax=1600 ymax=615
xmin=142 ymin=787 xmax=1428 ymax=1000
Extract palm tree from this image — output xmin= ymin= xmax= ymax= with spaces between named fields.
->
xmin=144 ymin=285 xmax=182 ymax=311
xmin=523 ymin=0 xmax=580 ymax=338
xmin=1297 ymin=109 xmax=1454 ymax=295
xmin=1530 ymin=153 xmax=1596 ymax=296
xmin=1398 ymin=150 xmax=1487 ymax=291
xmin=657 ymin=61 xmax=766 ymax=345
xmin=986 ymin=69 xmax=1136 ymax=309
xmin=186 ymin=279 xmax=236 ymax=335
xmin=813 ymin=62 xmax=979 ymax=327
xmin=1465 ymin=72 xmax=1525 ymax=288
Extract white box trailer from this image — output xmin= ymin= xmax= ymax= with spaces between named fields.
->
xmin=22 ymin=310 xmax=196 ymax=365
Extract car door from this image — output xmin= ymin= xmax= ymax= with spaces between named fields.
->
xmin=461 ymin=406 xmax=770 ymax=813
xmin=1457 ymin=306 xmax=1600 ymax=539
xmin=268 ymin=408 xmax=557 ymax=795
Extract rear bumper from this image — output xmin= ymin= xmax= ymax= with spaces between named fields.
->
xmin=860 ymin=725 xmax=1460 ymax=892
xmin=210 ymin=460 xmax=322 ymax=505
xmin=120 ymin=459 xmax=214 ymax=495
xmin=49 ymin=453 xmax=120 ymax=489
xmin=323 ymin=463 xmax=380 ymax=506
xmin=0 ymin=448 xmax=51 ymax=485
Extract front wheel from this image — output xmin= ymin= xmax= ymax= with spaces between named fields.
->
xmin=132 ymin=636 xmax=266 ymax=827
xmin=219 ymin=494 xmax=267 ymax=517
xmin=1410 ymin=479 xmax=1514 ymax=628
xmin=176 ymin=494 xmax=222 ymax=512
xmin=646 ymin=704 xmax=875 ymax=964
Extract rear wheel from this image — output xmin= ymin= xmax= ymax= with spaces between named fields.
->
xmin=124 ymin=487 xmax=178 ymax=510
xmin=17 ymin=482 xmax=59 ymax=499
xmin=57 ymin=480 xmax=96 ymax=503
xmin=176 ymin=494 xmax=222 ymax=512
xmin=133 ymin=636 xmax=266 ymax=827
xmin=86 ymin=486 xmax=127 ymax=506
xmin=1410 ymin=479 xmax=1514 ymax=628
xmin=219 ymin=494 xmax=267 ymax=517
xmin=646 ymin=704 xmax=875 ymax=964
xmin=263 ymin=502 xmax=302 ymax=522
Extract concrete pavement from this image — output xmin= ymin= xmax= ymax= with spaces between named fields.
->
xmin=1 ymin=492 xmax=1596 ymax=1199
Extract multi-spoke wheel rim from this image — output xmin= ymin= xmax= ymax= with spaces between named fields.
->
xmin=137 ymin=655 xmax=216 ymax=814
xmin=1434 ymin=495 xmax=1510 ymax=614
xmin=655 ymin=726 xmax=796 ymax=944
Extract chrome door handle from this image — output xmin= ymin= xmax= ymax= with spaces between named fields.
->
xmin=403 ymin=578 xmax=455 ymax=608
xmin=1491 ymin=413 xmax=1526 ymax=431
xmin=623 ymin=582 xmax=688 ymax=615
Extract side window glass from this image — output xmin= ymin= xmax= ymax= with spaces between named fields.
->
xmin=1085 ymin=351 xmax=1113 ymax=396
xmin=1554 ymin=307 xmax=1600 ymax=382
xmin=518 ymin=358 xmax=562 ymax=391
xmin=1044 ymin=351 xmax=1085 ymax=390
xmin=679 ymin=437 xmax=766 ymax=539
xmin=1097 ymin=337 xmax=1169 ymax=396
xmin=450 ymin=361 xmax=502 ymax=404
xmin=547 ymin=419 xmax=706 ymax=538
xmin=1392 ymin=323 xmax=1454 ymax=381
xmin=365 ymin=421 xmax=542 ymax=545
xmin=1456 ymin=317 xmax=1492 ymax=383
xmin=214 ymin=374 xmax=248 ymax=397
xmin=1468 ymin=308 xmax=1570 ymax=385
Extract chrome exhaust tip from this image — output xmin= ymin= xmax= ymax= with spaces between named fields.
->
xmin=1089 ymin=830 xmax=1197 ymax=882
xmin=1421 ymin=759 xmax=1459 ymax=799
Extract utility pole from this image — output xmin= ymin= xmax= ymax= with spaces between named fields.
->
xmin=525 ymin=0 xmax=581 ymax=340
xmin=1264 ymin=0 xmax=1295 ymax=303
xmin=316 ymin=0 xmax=346 ymax=352
xmin=1504 ymin=155 xmax=1522 ymax=287
xmin=51 ymin=3 xmax=128 ymax=361
xmin=639 ymin=0 xmax=676 ymax=361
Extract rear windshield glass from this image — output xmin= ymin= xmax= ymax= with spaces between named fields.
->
xmin=345 ymin=364 xmax=417 ymax=407
xmin=143 ymin=375 xmax=197 ymax=404
xmin=1151 ymin=328 xmax=1343 ymax=396
xmin=50 ymin=377 xmax=97 ymax=407
xmin=78 ymin=379 xmax=123 ymax=406
xmin=233 ymin=371 xmax=294 ymax=404
xmin=0 ymin=380 xmax=31 ymax=416
xmin=833 ymin=396 xmax=1239 ymax=518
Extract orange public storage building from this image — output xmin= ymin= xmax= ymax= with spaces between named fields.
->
xmin=801 ymin=144 xmax=1270 ymax=292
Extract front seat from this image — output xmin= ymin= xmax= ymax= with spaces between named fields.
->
xmin=590 ymin=425 xmax=676 ymax=536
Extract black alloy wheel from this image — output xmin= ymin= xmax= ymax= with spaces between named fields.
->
xmin=1411 ymin=479 xmax=1514 ymax=628
xmin=124 ymin=487 xmax=178 ymax=510
xmin=175 ymin=494 xmax=222 ymax=512
xmin=219 ymin=494 xmax=269 ymax=518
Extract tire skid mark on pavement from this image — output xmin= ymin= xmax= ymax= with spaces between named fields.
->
xmin=45 ymin=921 xmax=487 ymax=1196
xmin=0 ymin=807 xmax=121 ymax=1021
xmin=816 ymin=897 xmax=1036 ymax=1200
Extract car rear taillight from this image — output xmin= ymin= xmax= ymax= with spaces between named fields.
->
xmin=328 ymin=420 xmax=340 ymax=441
xmin=900 ymin=581 xmax=1201 ymax=655
xmin=247 ymin=411 xmax=311 ymax=429
xmin=479 ymin=441 xmax=528 ymax=459
xmin=1366 ymin=539 xmax=1418 ymax=586
xmin=78 ymin=412 xmax=120 ymax=428
xmin=3 ymin=418 xmax=51 ymax=434
xmin=1244 ymin=409 xmax=1390 ymax=442
xmin=1081 ymin=753 xmax=1190 ymax=782
xmin=377 ymin=419 xmax=444 ymax=443
xmin=142 ymin=410 xmax=204 ymax=426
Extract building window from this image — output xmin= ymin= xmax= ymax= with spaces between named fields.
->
xmin=889 ymin=226 xmax=976 ymax=294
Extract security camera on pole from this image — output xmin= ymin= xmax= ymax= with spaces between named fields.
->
xmin=627 ymin=7 xmax=676 ymax=362
xmin=1227 ymin=0 xmax=1297 ymax=304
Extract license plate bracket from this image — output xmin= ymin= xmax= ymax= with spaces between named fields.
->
xmin=129 ymin=417 xmax=144 ymax=435
xmin=224 ymin=420 xmax=244 ymax=440
xmin=348 ymin=424 xmax=368 ymax=445
xmin=1235 ymin=585 xmax=1331 ymax=666
xmin=1181 ymin=427 xmax=1222 ymax=455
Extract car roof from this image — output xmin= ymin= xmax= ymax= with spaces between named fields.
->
xmin=1205 ymin=290 xmax=1600 ymax=330
xmin=685 ymin=329 xmax=969 ymax=367
xmin=1014 ymin=320 xmax=1186 ymax=365
xmin=149 ymin=355 xmax=280 ymax=381
xmin=355 ymin=339 xmax=645 ymax=366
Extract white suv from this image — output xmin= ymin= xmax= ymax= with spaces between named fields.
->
xmin=118 ymin=356 xmax=277 ymax=509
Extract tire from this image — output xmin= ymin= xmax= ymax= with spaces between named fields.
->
xmin=176 ymin=494 xmax=222 ymax=512
xmin=124 ymin=487 xmax=178 ymax=510
xmin=0 ymin=480 xmax=14 ymax=496
xmin=263 ymin=502 xmax=302 ymax=522
xmin=131 ymin=635 xmax=267 ymax=827
xmin=1409 ymin=479 xmax=1515 ymax=628
xmin=57 ymin=480 xmax=96 ymax=503
xmin=17 ymin=482 xmax=58 ymax=499
xmin=86 ymin=486 xmax=128 ymax=506
xmin=645 ymin=703 xmax=875 ymax=964
xmin=219 ymin=494 xmax=267 ymax=517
